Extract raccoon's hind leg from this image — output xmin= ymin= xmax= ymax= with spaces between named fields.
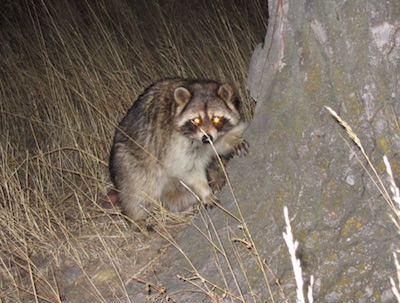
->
xmin=179 ymin=173 xmax=220 ymax=208
xmin=161 ymin=178 xmax=199 ymax=212
xmin=207 ymin=156 xmax=229 ymax=193
xmin=118 ymin=188 xmax=152 ymax=227
xmin=113 ymin=162 xmax=163 ymax=228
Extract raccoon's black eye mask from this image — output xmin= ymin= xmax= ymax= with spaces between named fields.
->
xmin=192 ymin=117 xmax=202 ymax=126
xmin=180 ymin=119 xmax=200 ymax=135
xmin=211 ymin=116 xmax=221 ymax=125
xmin=190 ymin=116 xmax=223 ymax=127
xmin=213 ymin=116 xmax=231 ymax=131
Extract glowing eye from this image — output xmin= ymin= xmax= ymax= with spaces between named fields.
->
xmin=192 ymin=117 xmax=202 ymax=125
xmin=212 ymin=116 xmax=222 ymax=124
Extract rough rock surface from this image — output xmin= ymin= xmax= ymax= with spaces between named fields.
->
xmin=129 ymin=0 xmax=400 ymax=302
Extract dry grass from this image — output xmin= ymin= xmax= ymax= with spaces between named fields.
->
xmin=326 ymin=106 xmax=400 ymax=302
xmin=0 ymin=0 xmax=267 ymax=302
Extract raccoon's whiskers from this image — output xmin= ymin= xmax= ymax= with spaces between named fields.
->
xmin=198 ymin=126 xmax=213 ymax=143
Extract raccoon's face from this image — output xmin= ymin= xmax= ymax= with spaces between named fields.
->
xmin=173 ymin=82 xmax=242 ymax=144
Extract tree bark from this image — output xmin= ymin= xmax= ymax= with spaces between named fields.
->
xmin=245 ymin=0 xmax=400 ymax=301
xmin=133 ymin=1 xmax=400 ymax=302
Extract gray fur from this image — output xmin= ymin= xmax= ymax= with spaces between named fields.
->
xmin=109 ymin=78 xmax=248 ymax=227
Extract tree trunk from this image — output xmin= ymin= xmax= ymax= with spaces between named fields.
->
xmin=134 ymin=1 xmax=400 ymax=302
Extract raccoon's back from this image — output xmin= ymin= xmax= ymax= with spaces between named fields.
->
xmin=113 ymin=78 xmax=187 ymax=160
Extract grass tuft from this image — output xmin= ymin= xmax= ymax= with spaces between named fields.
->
xmin=0 ymin=0 xmax=267 ymax=301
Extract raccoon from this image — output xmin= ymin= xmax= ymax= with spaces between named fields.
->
xmin=109 ymin=78 xmax=248 ymax=227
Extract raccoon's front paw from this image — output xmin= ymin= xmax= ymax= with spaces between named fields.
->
xmin=232 ymin=139 xmax=249 ymax=157
xmin=203 ymin=194 xmax=220 ymax=208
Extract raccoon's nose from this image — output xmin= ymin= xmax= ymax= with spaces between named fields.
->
xmin=202 ymin=134 xmax=213 ymax=144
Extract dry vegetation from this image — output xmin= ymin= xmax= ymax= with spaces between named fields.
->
xmin=326 ymin=107 xmax=400 ymax=302
xmin=0 ymin=0 xmax=268 ymax=302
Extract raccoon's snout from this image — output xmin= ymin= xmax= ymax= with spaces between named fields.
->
xmin=202 ymin=134 xmax=213 ymax=144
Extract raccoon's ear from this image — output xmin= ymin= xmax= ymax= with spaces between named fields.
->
xmin=218 ymin=83 xmax=240 ymax=111
xmin=174 ymin=87 xmax=192 ymax=107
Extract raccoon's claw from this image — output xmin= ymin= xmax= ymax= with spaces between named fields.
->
xmin=234 ymin=139 xmax=249 ymax=156
xmin=203 ymin=194 xmax=220 ymax=208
